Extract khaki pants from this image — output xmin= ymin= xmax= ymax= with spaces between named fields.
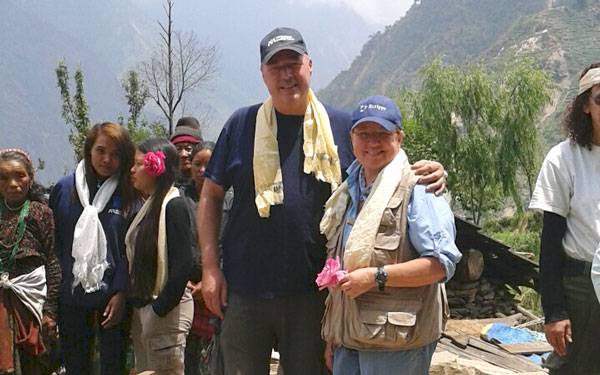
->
xmin=131 ymin=290 xmax=193 ymax=375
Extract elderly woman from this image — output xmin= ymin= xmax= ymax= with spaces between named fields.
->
xmin=0 ymin=149 xmax=61 ymax=374
xmin=319 ymin=96 xmax=461 ymax=375
xmin=531 ymin=62 xmax=600 ymax=374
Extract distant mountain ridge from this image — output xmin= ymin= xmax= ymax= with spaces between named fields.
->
xmin=319 ymin=0 xmax=547 ymax=108
xmin=0 ymin=0 xmax=152 ymax=182
xmin=319 ymin=0 xmax=600 ymax=147
xmin=1 ymin=0 xmax=378 ymax=183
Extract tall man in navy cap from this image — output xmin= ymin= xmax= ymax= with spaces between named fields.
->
xmin=198 ymin=27 xmax=446 ymax=374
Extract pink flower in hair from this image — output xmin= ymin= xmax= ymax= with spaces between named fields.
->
xmin=316 ymin=256 xmax=347 ymax=290
xmin=144 ymin=151 xmax=166 ymax=177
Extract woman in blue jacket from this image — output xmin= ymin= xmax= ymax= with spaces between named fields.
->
xmin=50 ymin=122 xmax=137 ymax=374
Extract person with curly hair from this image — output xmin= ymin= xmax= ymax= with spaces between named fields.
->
xmin=530 ymin=62 xmax=600 ymax=374
xmin=0 ymin=148 xmax=61 ymax=374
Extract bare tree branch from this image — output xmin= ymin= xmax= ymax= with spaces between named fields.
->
xmin=140 ymin=0 xmax=217 ymax=135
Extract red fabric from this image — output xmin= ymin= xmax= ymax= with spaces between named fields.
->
xmin=190 ymin=299 xmax=215 ymax=338
xmin=171 ymin=135 xmax=201 ymax=145
xmin=0 ymin=288 xmax=45 ymax=372
xmin=0 ymin=290 xmax=14 ymax=373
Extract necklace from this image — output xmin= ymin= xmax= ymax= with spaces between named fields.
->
xmin=0 ymin=200 xmax=30 ymax=275
xmin=3 ymin=198 xmax=25 ymax=211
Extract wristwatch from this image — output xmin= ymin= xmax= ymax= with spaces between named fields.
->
xmin=375 ymin=266 xmax=388 ymax=292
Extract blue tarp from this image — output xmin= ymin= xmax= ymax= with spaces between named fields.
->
xmin=482 ymin=322 xmax=546 ymax=344
xmin=482 ymin=322 xmax=552 ymax=362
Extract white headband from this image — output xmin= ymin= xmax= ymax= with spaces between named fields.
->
xmin=578 ymin=67 xmax=600 ymax=95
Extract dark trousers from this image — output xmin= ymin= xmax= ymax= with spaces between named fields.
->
xmin=58 ymin=303 xmax=127 ymax=375
xmin=220 ymin=291 xmax=327 ymax=375
xmin=185 ymin=334 xmax=212 ymax=375
xmin=546 ymin=274 xmax=600 ymax=375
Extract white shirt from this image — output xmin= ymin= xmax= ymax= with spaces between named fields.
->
xmin=529 ymin=139 xmax=600 ymax=261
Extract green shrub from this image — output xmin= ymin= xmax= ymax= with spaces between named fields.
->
xmin=489 ymin=231 xmax=540 ymax=259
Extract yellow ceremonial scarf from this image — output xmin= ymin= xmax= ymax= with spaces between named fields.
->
xmin=253 ymin=89 xmax=341 ymax=218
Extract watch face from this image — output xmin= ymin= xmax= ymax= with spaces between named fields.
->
xmin=376 ymin=267 xmax=388 ymax=291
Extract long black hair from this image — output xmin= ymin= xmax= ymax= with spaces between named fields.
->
xmin=0 ymin=150 xmax=47 ymax=203
xmin=130 ymin=138 xmax=179 ymax=301
xmin=564 ymin=62 xmax=600 ymax=149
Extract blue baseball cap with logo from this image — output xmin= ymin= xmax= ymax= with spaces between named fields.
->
xmin=351 ymin=95 xmax=402 ymax=132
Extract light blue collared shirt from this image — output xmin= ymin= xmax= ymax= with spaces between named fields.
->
xmin=341 ymin=160 xmax=461 ymax=280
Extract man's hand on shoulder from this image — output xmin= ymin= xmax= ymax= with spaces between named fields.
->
xmin=412 ymin=160 xmax=446 ymax=196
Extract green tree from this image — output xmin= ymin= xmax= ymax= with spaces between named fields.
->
xmin=56 ymin=63 xmax=167 ymax=161
xmin=411 ymin=59 xmax=551 ymax=225
xmin=396 ymin=91 xmax=437 ymax=163
xmin=120 ymin=70 xmax=167 ymax=144
xmin=495 ymin=59 xmax=551 ymax=215
xmin=123 ymin=70 xmax=149 ymax=129
xmin=414 ymin=60 xmax=501 ymax=224
xmin=56 ymin=60 xmax=91 ymax=161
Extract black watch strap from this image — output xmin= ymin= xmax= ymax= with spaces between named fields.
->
xmin=375 ymin=266 xmax=388 ymax=291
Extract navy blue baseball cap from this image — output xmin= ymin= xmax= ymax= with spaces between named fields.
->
xmin=351 ymin=95 xmax=402 ymax=132
xmin=260 ymin=27 xmax=308 ymax=64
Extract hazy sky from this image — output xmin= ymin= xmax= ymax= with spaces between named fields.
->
xmin=302 ymin=0 xmax=414 ymax=26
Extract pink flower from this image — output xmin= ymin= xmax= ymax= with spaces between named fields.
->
xmin=316 ymin=256 xmax=347 ymax=290
xmin=144 ymin=151 xmax=166 ymax=177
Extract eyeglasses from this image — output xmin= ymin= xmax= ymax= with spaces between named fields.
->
xmin=352 ymin=131 xmax=393 ymax=142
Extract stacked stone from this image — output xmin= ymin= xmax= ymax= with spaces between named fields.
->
xmin=446 ymin=276 xmax=519 ymax=319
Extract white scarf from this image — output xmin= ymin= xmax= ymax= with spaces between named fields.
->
xmin=579 ymin=67 xmax=600 ymax=95
xmin=125 ymin=186 xmax=179 ymax=298
xmin=320 ymin=150 xmax=409 ymax=271
xmin=72 ymin=161 xmax=118 ymax=293
xmin=0 ymin=266 xmax=46 ymax=327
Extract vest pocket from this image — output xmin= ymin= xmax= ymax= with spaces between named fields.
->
xmin=374 ymin=231 xmax=400 ymax=250
xmin=360 ymin=310 xmax=388 ymax=338
xmin=373 ymin=232 xmax=401 ymax=265
xmin=353 ymin=298 xmax=421 ymax=346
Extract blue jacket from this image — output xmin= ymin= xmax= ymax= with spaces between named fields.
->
xmin=50 ymin=174 xmax=129 ymax=308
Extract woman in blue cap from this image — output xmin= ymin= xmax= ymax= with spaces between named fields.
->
xmin=319 ymin=96 xmax=461 ymax=375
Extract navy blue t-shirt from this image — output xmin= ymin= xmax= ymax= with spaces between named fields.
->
xmin=205 ymin=104 xmax=354 ymax=298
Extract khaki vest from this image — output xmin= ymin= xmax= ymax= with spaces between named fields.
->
xmin=321 ymin=167 xmax=449 ymax=351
